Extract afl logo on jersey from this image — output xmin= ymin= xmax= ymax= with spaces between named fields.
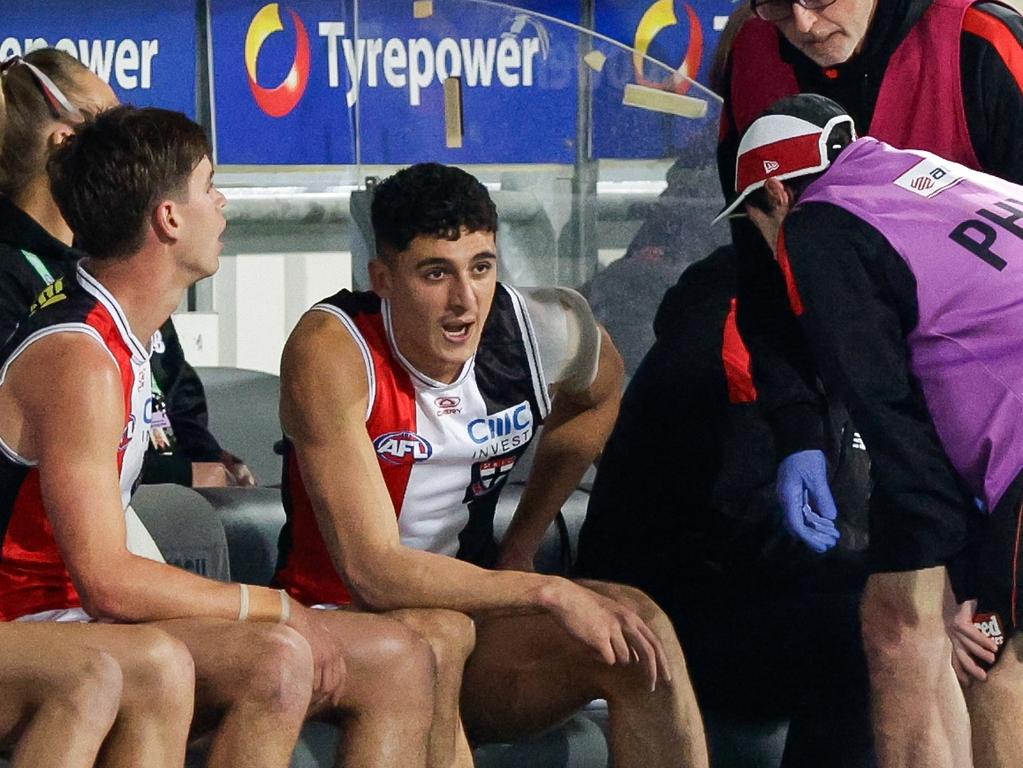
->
xmin=374 ymin=431 xmax=434 ymax=465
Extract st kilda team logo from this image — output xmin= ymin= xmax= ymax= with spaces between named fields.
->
xmin=463 ymin=455 xmax=518 ymax=501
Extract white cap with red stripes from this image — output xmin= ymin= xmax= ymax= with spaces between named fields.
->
xmin=714 ymin=94 xmax=857 ymax=223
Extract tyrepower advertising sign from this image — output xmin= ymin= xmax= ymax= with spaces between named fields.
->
xmin=1 ymin=0 xmax=198 ymax=117
xmin=593 ymin=0 xmax=732 ymax=159
xmin=210 ymin=0 xmax=579 ymax=165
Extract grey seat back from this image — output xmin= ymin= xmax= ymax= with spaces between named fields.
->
xmin=195 ymin=366 xmax=283 ymax=485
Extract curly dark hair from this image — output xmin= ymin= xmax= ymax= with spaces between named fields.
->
xmin=48 ymin=105 xmax=211 ymax=260
xmin=370 ymin=162 xmax=498 ymax=262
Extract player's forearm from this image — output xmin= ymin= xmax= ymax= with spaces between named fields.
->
xmin=502 ymin=377 xmax=620 ymax=563
xmin=76 ymin=553 xmax=279 ymax=624
xmin=343 ymin=543 xmax=574 ymax=614
xmin=501 ymin=421 xmax=605 ymax=564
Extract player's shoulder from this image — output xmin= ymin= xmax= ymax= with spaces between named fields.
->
xmin=4 ymin=327 xmax=121 ymax=410
xmin=285 ymin=305 xmax=365 ymax=372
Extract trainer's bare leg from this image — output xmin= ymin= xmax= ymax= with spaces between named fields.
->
xmin=390 ymin=608 xmax=476 ymax=768
xmin=0 ymin=622 xmax=195 ymax=768
xmin=154 ymin=618 xmax=313 ymax=768
xmin=304 ymin=609 xmax=435 ymax=768
xmin=461 ymin=581 xmax=708 ymax=768
xmin=963 ymin=631 xmax=1023 ymax=767
xmin=861 ymin=567 xmax=972 ymax=768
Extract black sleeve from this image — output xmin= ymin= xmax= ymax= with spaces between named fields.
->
xmin=717 ymin=54 xmax=825 ymax=458
xmin=783 ymin=204 xmax=973 ymax=529
xmin=0 ymin=257 xmax=41 ymax=345
xmin=152 ymin=318 xmax=223 ymax=461
xmin=732 ymin=217 xmax=825 ymax=457
xmin=962 ymin=2 xmax=1023 ymax=183
xmin=0 ymin=279 xmax=27 ymax=345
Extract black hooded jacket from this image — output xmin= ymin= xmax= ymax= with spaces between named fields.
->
xmin=575 ymin=247 xmax=869 ymax=609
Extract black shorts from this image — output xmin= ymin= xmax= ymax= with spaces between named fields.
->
xmin=869 ymin=470 xmax=1023 ymax=633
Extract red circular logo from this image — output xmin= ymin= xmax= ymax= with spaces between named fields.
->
xmin=244 ymin=4 xmax=311 ymax=118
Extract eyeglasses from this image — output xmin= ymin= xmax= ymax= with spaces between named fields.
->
xmin=0 ymin=56 xmax=84 ymax=122
xmin=750 ymin=0 xmax=840 ymax=22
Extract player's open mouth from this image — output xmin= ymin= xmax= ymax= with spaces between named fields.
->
xmin=441 ymin=322 xmax=472 ymax=343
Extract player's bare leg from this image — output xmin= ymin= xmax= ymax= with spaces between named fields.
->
xmin=154 ymin=619 xmax=313 ymax=768
xmin=0 ymin=622 xmax=194 ymax=768
xmin=390 ymin=608 xmax=477 ymax=768
xmin=0 ymin=632 xmax=122 ymax=768
xmin=305 ymin=609 xmax=435 ymax=768
xmin=461 ymin=580 xmax=708 ymax=768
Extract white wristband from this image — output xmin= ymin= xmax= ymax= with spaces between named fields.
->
xmin=278 ymin=589 xmax=291 ymax=624
xmin=238 ymin=583 xmax=250 ymax=622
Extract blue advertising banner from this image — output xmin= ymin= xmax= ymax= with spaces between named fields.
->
xmin=211 ymin=0 xmax=355 ymax=165
xmin=592 ymin=0 xmax=733 ymax=160
xmin=356 ymin=0 xmax=579 ymax=165
xmin=0 ymin=0 xmax=198 ymax=117
xmin=211 ymin=0 xmax=578 ymax=165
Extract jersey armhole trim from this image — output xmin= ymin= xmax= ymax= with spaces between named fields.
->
xmin=501 ymin=284 xmax=552 ymax=418
xmin=310 ymin=304 xmax=376 ymax=421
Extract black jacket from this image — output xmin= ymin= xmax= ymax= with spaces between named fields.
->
xmin=575 ymin=247 xmax=868 ymax=609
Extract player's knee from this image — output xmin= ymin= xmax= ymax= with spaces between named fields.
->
xmin=360 ymin=622 xmax=435 ymax=712
xmin=237 ymin=625 xmax=315 ymax=717
xmin=127 ymin=628 xmax=195 ymax=717
xmin=57 ymin=649 xmax=124 ymax=732
xmin=415 ymin=609 xmax=477 ymax=672
xmin=601 ymin=582 xmax=676 ymax=639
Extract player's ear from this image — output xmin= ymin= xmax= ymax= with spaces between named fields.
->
xmin=151 ymin=199 xmax=180 ymax=242
xmin=369 ymin=257 xmax=394 ymax=298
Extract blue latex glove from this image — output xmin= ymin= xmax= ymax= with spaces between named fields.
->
xmin=777 ymin=449 xmax=841 ymax=553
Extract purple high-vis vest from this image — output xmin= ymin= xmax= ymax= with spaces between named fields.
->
xmin=800 ymin=138 xmax=1023 ymax=510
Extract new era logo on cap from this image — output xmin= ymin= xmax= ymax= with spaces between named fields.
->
xmin=713 ymin=94 xmax=857 ymax=224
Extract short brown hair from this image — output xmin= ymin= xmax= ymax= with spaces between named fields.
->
xmin=0 ymin=49 xmax=93 ymax=197
xmin=48 ymin=105 xmax=211 ymax=260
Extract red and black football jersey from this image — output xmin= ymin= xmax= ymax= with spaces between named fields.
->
xmin=0 ymin=265 xmax=151 ymax=620
xmin=277 ymin=283 xmax=555 ymax=606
